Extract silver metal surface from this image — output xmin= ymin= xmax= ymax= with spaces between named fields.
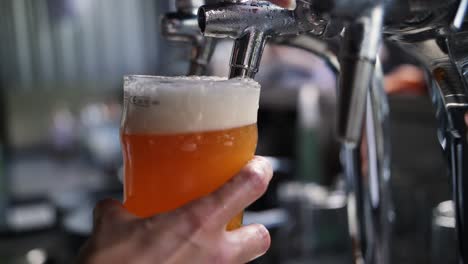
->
xmin=337 ymin=5 xmax=383 ymax=145
xmin=162 ymin=0 xmax=216 ymax=75
xmin=364 ymin=59 xmax=392 ymax=264
xmin=341 ymin=60 xmax=391 ymax=264
xmin=198 ymin=0 xmax=330 ymax=78
xmin=452 ymin=0 xmax=468 ymax=31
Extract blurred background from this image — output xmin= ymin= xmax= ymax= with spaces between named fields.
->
xmin=0 ymin=0 xmax=454 ymax=263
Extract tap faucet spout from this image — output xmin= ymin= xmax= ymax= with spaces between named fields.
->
xmin=198 ymin=0 xmax=329 ymax=78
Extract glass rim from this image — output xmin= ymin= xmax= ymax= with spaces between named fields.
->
xmin=123 ymin=75 xmax=260 ymax=84
xmin=123 ymin=75 xmax=261 ymax=94
xmin=123 ymin=74 xmax=227 ymax=81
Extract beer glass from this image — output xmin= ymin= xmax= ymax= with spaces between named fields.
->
xmin=121 ymin=75 xmax=260 ymax=230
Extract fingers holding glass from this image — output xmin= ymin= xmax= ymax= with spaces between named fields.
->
xmin=176 ymin=156 xmax=273 ymax=231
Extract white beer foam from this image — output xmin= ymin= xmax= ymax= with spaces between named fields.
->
xmin=122 ymin=75 xmax=261 ymax=134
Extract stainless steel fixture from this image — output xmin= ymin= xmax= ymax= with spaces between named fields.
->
xmin=161 ymin=0 xmax=217 ymax=75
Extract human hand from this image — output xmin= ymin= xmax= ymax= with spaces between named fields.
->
xmin=77 ymin=156 xmax=273 ymax=264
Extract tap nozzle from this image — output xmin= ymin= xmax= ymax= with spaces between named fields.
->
xmin=198 ymin=1 xmax=329 ymax=78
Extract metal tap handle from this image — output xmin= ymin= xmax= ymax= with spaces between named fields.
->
xmin=198 ymin=0 xmax=329 ymax=78
xmin=338 ymin=5 xmax=383 ymax=145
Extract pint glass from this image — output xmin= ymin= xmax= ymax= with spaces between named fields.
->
xmin=121 ymin=76 xmax=260 ymax=230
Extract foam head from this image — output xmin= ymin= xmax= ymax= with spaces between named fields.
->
xmin=122 ymin=75 xmax=261 ymax=134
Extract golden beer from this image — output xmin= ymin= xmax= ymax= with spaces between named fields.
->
xmin=121 ymin=76 xmax=260 ymax=230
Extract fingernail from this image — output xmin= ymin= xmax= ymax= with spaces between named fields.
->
xmin=250 ymin=225 xmax=271 ymax=261
xmin=256 ymin=224 xmax=270 ymax=240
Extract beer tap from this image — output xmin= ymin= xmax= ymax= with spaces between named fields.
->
xmin=198 ymin=0 xmax=332 ymax=78
xmin=161 ymin=0 xmax=217 ymax=75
